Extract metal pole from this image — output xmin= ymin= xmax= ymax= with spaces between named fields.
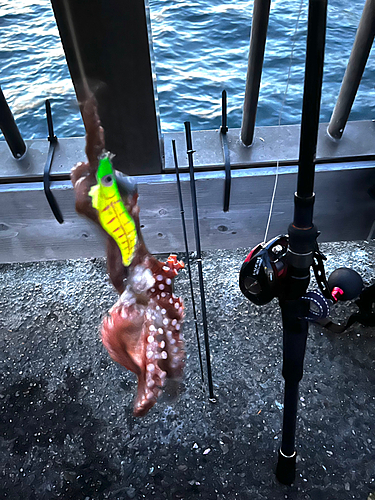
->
xmin=43 ymin=100 xmax=63 ymax=224
xmin=0 ymin=87 xmax=27 ymax=159
xmin=276 ymin=0 xmax=327 ymax=485
xmin=328 ymin=0 xmax=375 ymax=139
xmin=221 ymin=90 xmax=231 ymax=212
xmin=240 ymin=0 xmax=271 ymax=146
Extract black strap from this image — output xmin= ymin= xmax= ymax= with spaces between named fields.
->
xmin=316 ymin=283 xmax=375 ymax=333
xmin=301 ymin=290 xmax=331 ymax=321
xmin=350 ymin=283 xmax=375 ymax=327
xmin=43 ymin=100 xmax=63 ymax=224
xmin=312 ymin=244 xmax=332 ymax=300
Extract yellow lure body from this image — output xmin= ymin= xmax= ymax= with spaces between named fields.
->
xmin=89 ymin=155 xmax=137 ymax=267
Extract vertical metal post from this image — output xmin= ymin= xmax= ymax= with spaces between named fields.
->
xmin=50 ymin=0 xmax=162 ymax=175
xmin=0 ymin=87 xmax=27 ymax=159
xmin=240 ymin=0 xmax=271 ymax=146
xmin=328 ymin=0 xmax=375 ymax=139
xmin=221 ymin=90 xmax=231 ymax=212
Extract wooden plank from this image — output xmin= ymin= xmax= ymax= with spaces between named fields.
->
xmin=0 ymin=162 xmax=373 ymax=263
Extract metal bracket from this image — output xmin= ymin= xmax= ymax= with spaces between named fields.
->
xmin=220 ymin=90 xmax=231 ymax=212
xmin=312 ymin=243 xmax=333 ymax=300
xmin=43 ymin=99 xmax=64 ymax=224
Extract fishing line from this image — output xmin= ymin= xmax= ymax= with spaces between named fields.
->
xmin=263 ymin=0 xmax=305 ymax=243
xmin=62 ymin=0 xmax=91 ymax=99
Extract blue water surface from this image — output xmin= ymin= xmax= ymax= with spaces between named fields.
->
xmin=0 ymin=0 xmax=374 ymax=139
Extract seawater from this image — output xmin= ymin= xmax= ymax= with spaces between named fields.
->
xmin=0 ymin=0 xmax=374 ymax=140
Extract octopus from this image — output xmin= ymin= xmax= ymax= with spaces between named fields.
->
xmin=71 ymin=94 xmax=185 ymax=416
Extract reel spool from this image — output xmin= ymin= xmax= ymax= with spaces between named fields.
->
xmin=239 ymin=235 xmax=289 ymax=305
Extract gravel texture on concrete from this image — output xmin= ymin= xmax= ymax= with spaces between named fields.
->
xmin=0 ymin=240 xmax=374 ymax=500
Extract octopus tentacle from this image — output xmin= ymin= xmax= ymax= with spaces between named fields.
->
xmin=101 ymin=256 xmax=185 ymax=416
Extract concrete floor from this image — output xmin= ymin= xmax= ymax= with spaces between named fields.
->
xmin=0 ymin=240 xmax=374 ymax=499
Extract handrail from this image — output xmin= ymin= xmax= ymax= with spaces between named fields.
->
xmin=0 ymin=87 xmax=27 ymax=160
xmin=240 ymin=0 xmax=271 ymax=146
xmin=328 ymin=0 xmax=375 ymax=139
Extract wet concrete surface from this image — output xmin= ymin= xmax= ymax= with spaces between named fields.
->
xmin=0 ymin=241 xmax=374 ymax=499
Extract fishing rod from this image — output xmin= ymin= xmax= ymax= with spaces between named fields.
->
xmin=184 ymin=121 xmax=215 ymax=401
xmin=172 ymin=139 xmax=205 ymax=384
xmin=239 ymin=0 xmax=372 ymax=485
xmin=275 ymin=1 xmax=329 ymax=481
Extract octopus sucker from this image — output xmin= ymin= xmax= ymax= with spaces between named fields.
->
xmin=72 ymin=93 xmax=185 ymax=416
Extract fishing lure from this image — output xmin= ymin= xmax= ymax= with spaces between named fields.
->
xmin=89 ymin=153 xmax=137 ymax=267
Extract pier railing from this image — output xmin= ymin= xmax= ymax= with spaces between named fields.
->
xmin=0 ymin=0 xmax=374 ymax=263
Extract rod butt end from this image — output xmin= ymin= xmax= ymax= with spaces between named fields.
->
xmin=276 ymin=449 xmax=296 ymax=485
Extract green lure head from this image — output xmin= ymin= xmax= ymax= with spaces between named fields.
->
xmin=97 ymin=152 xmax=116 ymax=188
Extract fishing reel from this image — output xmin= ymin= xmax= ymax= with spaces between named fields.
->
xmin=239 ymin=235 xmax=289 ymax=305
xmin=239 ymin=235 xmax=372 ymax=332
xmin=239 ymin=235 xmax=365 ymax=306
